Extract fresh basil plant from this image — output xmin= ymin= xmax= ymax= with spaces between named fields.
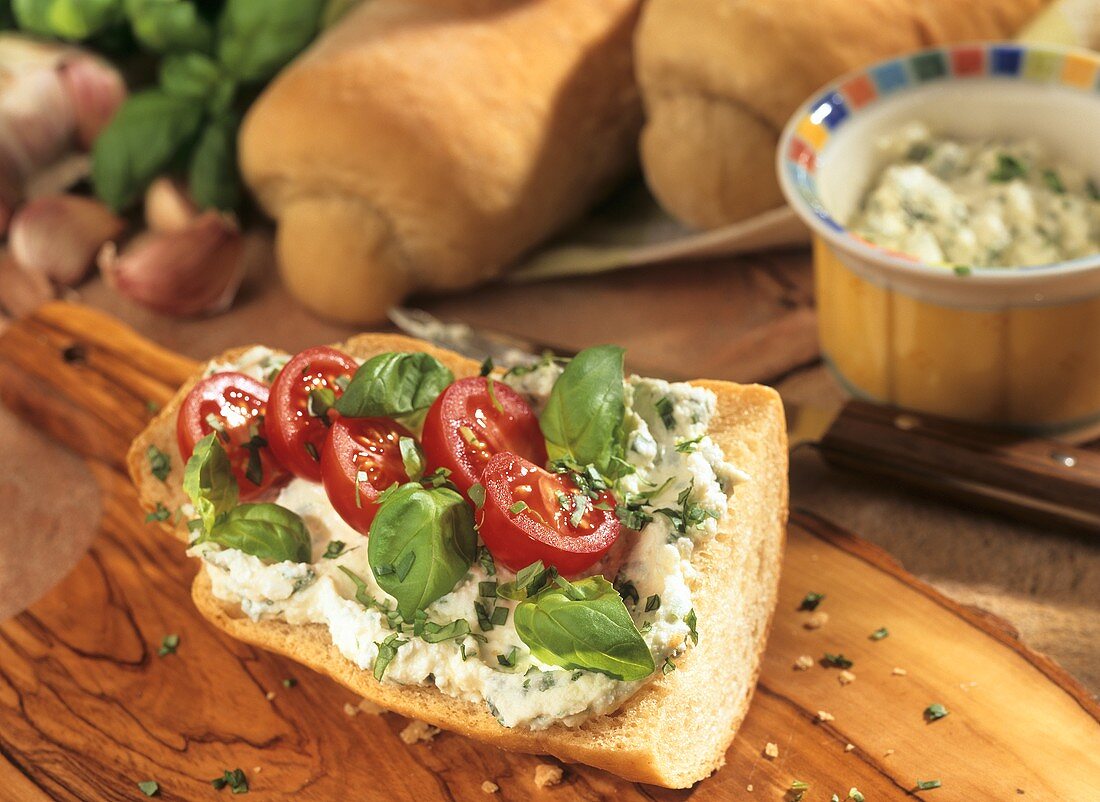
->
xmin=367 ymin=483 xmax=477 ymax=620
xmin=335 ymin=352 xmax=454 ymax=420
xmin=514 ymin=575 xmax=655 ymax=681
xmin=183 ymin=433 xmax=311 ymax=564
xmin=539 ymin=345 xmax=626 ymax=477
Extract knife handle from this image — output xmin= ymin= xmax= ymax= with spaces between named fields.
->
xmin=817 ymin=400 xmax=1100 ymax=534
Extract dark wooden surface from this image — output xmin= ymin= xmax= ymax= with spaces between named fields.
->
xmin=0 ymin=303 xmax=1097 ymax=801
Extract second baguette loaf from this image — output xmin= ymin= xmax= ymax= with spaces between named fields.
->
xmin=635 ymin=0 xmax=1053 ymax=230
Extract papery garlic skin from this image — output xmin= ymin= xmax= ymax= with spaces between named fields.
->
xmin=9 ymin=194 xmax=125 ymax=286
xmin=99 ymin=211 xmax=246 ymax=317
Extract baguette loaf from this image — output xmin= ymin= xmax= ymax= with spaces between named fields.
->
xmin=239 ymin=1 xmax=642 ymax=324
xmin=127 ymin=333 xmax=788 ymax=788
xmin=635 ymin=0 xmax=1054 ymax=230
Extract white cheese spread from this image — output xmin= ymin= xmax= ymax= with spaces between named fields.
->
xmin=850 ymin=122 xmax=1100 ymax=268
xmin=192 ymin=348 xmax=746 ymax=729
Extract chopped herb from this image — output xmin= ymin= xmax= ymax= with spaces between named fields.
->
xmin=373 ymin=633 xmax=408 ymax=681
xmin=145 ymin=400 xmax=161 ymax=414
xmin=870 ymin=627 xmax=889 ymax=641
xmin=394 ymin=551 xmax=416 ymax=582
xmin=789 ymin=780 xmax=809 ymax=801
xmin=282 ymin=678 xmax=297 ymax=688
xmin=374 ymin=563 xmax=396 ymax=577
xmin=509 ymin=501 xmax=529 ymax=515
xmin=211 ymin=768 xmax=248 ymax=794
xmin=323 ymin=541 xmax=347 ymax=560
xmin=569 ymin=493 xmax=591 ymax=528
xmin=158 ymin=634 xmax=179 ymax=657
xmin=334 ymin=374 xmax=351 ymax=392
xmin=1042 ymin=168 xmax=1065 ymax=194
xmin=924 ymin=703 xmax=949 ymax=722
xmin=469 ymin=483 xmax=487 ymax=510
xmin=305 ymin=441 xmax=320 ymax=461
xmin=644 ymin=594 xmax=661 ymax=612
xmin=399 ymin=436 xmax=425 ymax=482
xmin=849 ymin=788 xmax=865 ymax=802
xmin=204 ymin=412 xmax=227 ymax=433
xmin=675 ymin=435 xmax=704 ymax=453
xmin=952 ymin=265 xmax=972 ymax=277
xmin=655 ymin=396 xmax=676 ymax=430
xmin=989 ymin=152 xmax=1027 ymax=182
xmin=419 ymin=466 xmax=454 ymax=490
xmin=479 ymin=356 xmax=494 ymax=377
xmin=307 ymin=386 xmax=336 ymax=420
xmin=496 ymin=560 xmax=557 ymax=601
xmin=490 ymin=605 xmax=509 ymax=627
xmin=421 ymin=619 xmax=482 ymax=645
xmin=474 ymin=600 xmax=494 ymax=632
xmin=486 ymin=375 xmax=503 ymax=413
xmin=497 ymin=646 xmax=518 ymax=668
xmin=477 ymin=545 xmax=496 ymax=576
xmin=916 ymin=779 xmax=942 ymax=791
xmin=907 ymin=142 xmax=931 ymax=161
xmin=616 ymin=502 xmax=653 ymax=531
xmin=478 ymin=581 xmax=497 ymax=598
xmin=616 ymin=578 xmax=639 ymax=606
xmin=137 ymin=780 xmax=159 ymax=796
xmin=145 ymin=503 xmax=170 ymax=524
xmin=685 ymin=608 xmax=699 ymax=645
xmin=799 ymin=592 xmax=825 ymax=611
xmin=242 ymin=433 xmax=267 ymax=487
xmin=655 ymin=480 xmax=718 ymax=536
xmin=338 ymin=567 xmax=379 ymax=610
xmin=459 ymin=425 xmax=480 ymax=445
xmin=147 ymin=445 xmax=171 ymax=482
xmin=662 ymin=657 xmax=676 ymax=675
xmin=823 ymin=653 xmax=853 ymax=669
xmin=1088 ymin=179 xmax=1100 ymax=201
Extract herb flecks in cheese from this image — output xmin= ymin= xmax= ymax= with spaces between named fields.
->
xmin=193 ymin=348 xmax=747 ymax=730
xmin=850 ymin=122 xmax=1100 ymax=268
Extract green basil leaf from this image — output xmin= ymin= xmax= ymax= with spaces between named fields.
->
xmin=514 ymin=575 xmax=654 ymax=681
xmin=335 ymin=352 xmax=454 ymax=419
xmin=367 ymin=483 xmax=477 ymax=620
xmin=399 ymin=436 xmax=425 ymax=482
xmin=92 ymin=89 xmax=204 ymax=210
xmin=13 ymin=0 xmax=123 ymax=40
xmin=202 ymin=502 xmax=312 ymax=564
xmin=125 ymin=0 xmax=213 ymax=53
xmin=182 ymin=433 xmax=239 ymax=532
xmin=539 ymin=345 xmax=625 ymax=475
xmin=159 ymin=51 xmax=221 ymax=98
xmin=189 ymin=114 xmax=241 ymax=210
xmin=216 ymin=0 xmax=326 ymax=83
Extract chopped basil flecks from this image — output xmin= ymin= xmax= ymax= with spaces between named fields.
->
xmin=509 ymin=501 xmax=529 ymax=515
xmin=490 ymin=605 xmax=509 ymax=627
xmin=477 ymin=545 xmax=496 ymax=577
xmin=916 ymin=779 xmax=942 ymax=791
xmin=789 ymin=780 xmax=810 ymax=802
xmin=283 ymin=678 xmax=297 ymax=688
xmin=137 ymin=780 xmax=159 ymax=796
xmin=644 ymin=594 xmax=661 ymax=612
xmin=323 ymin=540 xmax=347 ymax=560
xmin=655 ymin=395 xmax=676 ymax=430
xmin=479 ymin=581 xmax=497 ymax=598
xmin=823 ymin=653 xmax=853 ymax=669
xmin=685 ymin=608 xmax=699 ymax=645
xmin=469 ymin=483 xmax=486 ymax=510
xmin=145 ymin=503 xmax=171 ymax=523
xmin=616 ymin=578 xmax=639 ymax=607
xmin=924 ymin=703 xmax=949 ymax=722
xmin=147 ymin=445 xmax=171 ymax=481
xmin=662 ymin=657 xmax=677 ymax=675
xmin=870 ymin=627 xmax=889 ymax=641
xmin=848 ymin=788 xmax=865 ymax=802
xmin=158 ymin=634 xmax=179 ymax=657
xmin=989 ymin=152 xmax=1027 ymax=182
xmin=374 ymin=633 xmax=408 ymax=680
xmin=799 ymin=591 xmax=825 ymax=611
xmin=211 ymin=768 xmax=248 ymax=794
xmin=675 ymin=435 xmax=704 ymax=453
xmin=497 ymin=646 xmax=518 ymax=668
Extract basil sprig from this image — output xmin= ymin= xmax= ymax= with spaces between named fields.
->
xmin=514 ymin=575 xmax=654 ymax=681
xmin=183 ymin=434 xmax=311 ymax=564
xmin=367 ymin=483 xmax=477 ymax=619
xmin=539 ymin=345 xmax=626 ymax=476
xmin=335 ymin=352 xmax=454 ymax=420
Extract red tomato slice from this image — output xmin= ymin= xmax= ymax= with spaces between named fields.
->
xmin=321 ymin=417 xmax=413 ymax=534
xmin=421 ymin=376 xmax=547 ymax=496
xmin=177 ymin=372 xmax=287 ymax=500
xmin=268 ymin=346 xmax=359 ymax=481
xmin=478 ymin=452 xmax=621 ymax=575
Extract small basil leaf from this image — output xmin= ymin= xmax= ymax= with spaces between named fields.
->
xmin=203 ymin=503 xmax=312 ymax=564
xmin=125 ymin=0 xmax=214 ymax=53
xmin=13 ymin=0 xmax=123 ymax=40
xmin=514 ymin=575 xmax=654 ymax=681
xmin=335 ymin=352 xmax=454 ymax=419
xmin=367 ymin=483 xmax=477 ymax=619
xmin=159 ymin=51 xmax=222 ymax=98
xmin=539 ymin=345 xmax=625 ymax=476
xmin=92 ymin=89 xmax=205 ymax=210
xmin=216 ymin=0 xmax=326 ymax=83
xmin=189 ymin=114 xmax=241 ymax=210
xmin=183 ymin=433 xmax=239 ymax=533
xmin=399 ymin=436 xmax=425 ymax=482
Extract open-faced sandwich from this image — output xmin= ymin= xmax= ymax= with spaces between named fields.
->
xmin=128 ymin=334 xmax=787 ymax=788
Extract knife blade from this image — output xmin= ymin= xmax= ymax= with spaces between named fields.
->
xmin=391 ymin=307 xmax=1100 ymax=534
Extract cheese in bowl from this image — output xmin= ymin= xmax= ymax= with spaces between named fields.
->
xmin=779 ymin=43 xmax=1100 ymax=430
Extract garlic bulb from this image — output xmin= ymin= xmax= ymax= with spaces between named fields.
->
xmin=9 ymin=194 xmax=125 ymax=285
xmin=98 ymin=212 xmax=246 ymax=317
xmin=144 ymin=177 xmax=199 ymax=233
xmin=0 ymin=252 xmax=56 ymax=318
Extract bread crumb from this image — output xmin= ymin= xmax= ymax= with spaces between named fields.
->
xmin=892 ymin=667 xmax=908 ymax=676
xmin=746 ymin=784 xmax=754 ymax=792
xmin=357 ymin=699 xmax=385 ymax=715
xmin=844 ymin=743 xmax=855 ymax=752
xmin=764 ymin=742 xmax=779 ymax=759
xmin=343 ymin=702 xmax=359 ymax=717
xmin=816 ymin=710 xmax=835 ymax=722
xmin=794 ymin=654 xmax=814 ymax=671
xmin=481 ymin=780 xmax=499 ymax=794
xmin=838 ymin=670 xmax=856 ymax=686
xmin=252 ymin=767 xmax=262 ymax=774
xmin=534 ymin=763 xmax=563 ymax=789
xmin=399 ymin=719 xmax=441 ymax=745
xmin=265 ymin=691 xmax=276 ymax=701
xmin=884 ymin=749 xmax=895 ymax=757
xmin=804 ymin=611 xmax=829 ymax=629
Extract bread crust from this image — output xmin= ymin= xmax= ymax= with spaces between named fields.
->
xmin=635 ymin=0 xmax=1053 ymax=230
xmin=128 ymin=333 xmax=788 ymax=788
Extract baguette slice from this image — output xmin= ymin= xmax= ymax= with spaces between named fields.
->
xmin=127 ymin=333 xmax=788 ymax=788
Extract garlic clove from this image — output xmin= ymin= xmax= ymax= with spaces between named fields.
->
xmin=57 ymin=54 xmax=126 ymax=150
xmin=98 ymin=211 xmax=246 ymax=317
xmin=144 ymin=177 xmax=199 ymax=233
xmin=0 ymin=63 xmax=76 ymax=175
xmin=10 ymin=194 xmax=125 ymax=286
xmin=0 ymin=252 xmax=56 ymax=318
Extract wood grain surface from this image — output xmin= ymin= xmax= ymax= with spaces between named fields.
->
xmin=0 ymin=304 xmax=1097 ymax=801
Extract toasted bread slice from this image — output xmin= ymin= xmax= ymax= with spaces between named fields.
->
xmin=127 ymin=333 xmax=788 ymax=788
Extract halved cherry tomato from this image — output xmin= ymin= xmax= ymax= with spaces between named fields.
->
xmin=321 ymin=416 xmax=413 ymax=534
xmin=177 ymin=372 xmax=287 ymax=500
xmin=478 ymin=452 xmax=620 ymax=575
xmin=421 ymin=376 xmax=547 ymax=496
xmin=268 ymin=346 xmax=359 ymax=481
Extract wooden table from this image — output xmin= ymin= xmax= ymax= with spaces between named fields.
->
xmin=1 ymin=240 xmax=1097 ymax=699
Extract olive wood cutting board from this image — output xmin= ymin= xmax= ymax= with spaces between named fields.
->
xmin=0 ymin=303 xmax=1097 ymax=801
